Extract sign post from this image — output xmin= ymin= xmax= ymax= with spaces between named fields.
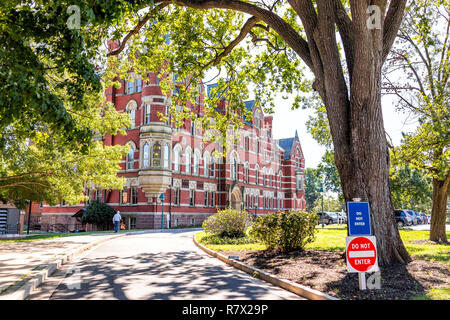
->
xmin=346 ymin=200 xmax=380 ymax=290
xmin=346 ymin=235 xmax=379 ymax=290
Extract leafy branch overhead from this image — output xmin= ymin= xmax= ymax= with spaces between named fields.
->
xmin=0 ymin=1 xmax=133 ymax=207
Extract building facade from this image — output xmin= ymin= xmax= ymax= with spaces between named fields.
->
xmin=40 ymin=72 xmax=306 ymax=230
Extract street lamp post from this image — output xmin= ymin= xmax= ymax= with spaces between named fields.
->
xmin=159 ymin=193 xmax=166 ymax=231
xmin=27 ymin=200 xmax=32 ymax=235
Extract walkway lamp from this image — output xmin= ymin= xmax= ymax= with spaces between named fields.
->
xmin=159 ymin=193 xmax=166 ymax=231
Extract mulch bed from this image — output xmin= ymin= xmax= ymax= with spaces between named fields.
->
xmin=221 ymin=249 xmax=450 ymax=300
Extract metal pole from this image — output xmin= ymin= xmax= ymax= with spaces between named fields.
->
xmin=321 ymin=188 xmax=324 ymax=228
xmin=169 ymin=179 xmax=172 ymax=229
xmin=27 ymin=200 xmax=32 ymax=235
xmin=161 ymin=199 xmax=164 ymax=231
xmin=359 ymin=272 xmax=367 ymax=290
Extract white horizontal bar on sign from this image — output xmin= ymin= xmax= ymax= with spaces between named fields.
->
xmin=348 ymin=251 xmax=375 ymax=258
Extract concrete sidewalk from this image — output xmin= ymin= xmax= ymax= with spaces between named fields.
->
xmin=0 ymin=231 xmax=135 ymax=299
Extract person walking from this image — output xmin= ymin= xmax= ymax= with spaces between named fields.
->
xmin=113 ymin=211 xmax=122 ymax=233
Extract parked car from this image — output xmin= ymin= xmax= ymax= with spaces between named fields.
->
xmin=316 ymin=212 xmax=336 ymax=225
xmin=394 ymin=210 xmax=413 ymax=227
xmin=419 ymin=213 xmax=429 ymax=224
xmin=327 ymin=212 xmax=340 ymax=224
xmin=409 ymin=210 xmax=424 ymax=224
xmin=402 ymin=210 xmax=417 ymax=225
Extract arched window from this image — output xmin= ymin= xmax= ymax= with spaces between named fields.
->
xmin=297 ymin=176 xmax=304 ymax=190
xmin=173 ymin=148 xmax=180 ymax=171
xmin=144 ymin=104 xmax=151 ymax=124
xmin=230 ymin=156 xmax=237 ymax=181
xmin=126 ymin=100 xmax=137 ymax=128
xmin=127 ymin=146 xmax=134 ymax=170
xmin=203 ymin=155 xmax=209 ymax=177
xmin=255 ymin=168 xmax=259 ymax=185
xmin=191 ymin=120 xmax=196 ymax=136
xmin=244 ymin=163 xmax=249 ymax=183
xmin=163 ymin=143 xmax=170 ymax=169
xmin=254 ymin=110 xmax=261 ymax=129
xmin=185 ymin=150 xmax=191 ymax=174
xmin=210 ymin=157 xmax=215 ymax=177
xmin=143 ymin=143 xmax=150 ymax=167
xmin=193 ymin=152 xmax=199 ymax=175
xmin=129 ymin=109 xmax=135 ymax=128
xmin=152 ymin=142 xmax=161 ymax=167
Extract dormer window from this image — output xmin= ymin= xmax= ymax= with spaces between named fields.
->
xmin=254 ymin=110 xmax=261 ymax=129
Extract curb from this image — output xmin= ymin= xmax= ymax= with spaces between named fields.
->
xmin=193 ymin=234 xmax=339 ymax=301
xmin=0 ymin=232 xmax=128 ymax=300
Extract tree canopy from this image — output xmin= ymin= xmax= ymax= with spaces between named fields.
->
xmin=0 ymin=0 xmax=132 ymax=208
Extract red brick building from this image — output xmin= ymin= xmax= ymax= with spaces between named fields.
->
xmin=40 ymin=71 xmax=306 ymax=230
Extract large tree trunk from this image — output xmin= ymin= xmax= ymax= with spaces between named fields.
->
xmin=430 ymin=176 xmax=450 ymax=243
xmin=327 ymin=70 xmax=412 ymax=265
xmin=315 ymin=0 xmax=411 ymax=266
xmin=336 ymin=97 xmax=412 ymax=265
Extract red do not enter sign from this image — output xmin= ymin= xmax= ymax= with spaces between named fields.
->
xmin=346 ymin=236 xmax=379 ymax=273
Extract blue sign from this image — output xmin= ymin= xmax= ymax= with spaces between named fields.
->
xmin=347 ymin=202 xmax=371 ymax=236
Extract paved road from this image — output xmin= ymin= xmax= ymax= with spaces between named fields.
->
xmin=408 ymin=224 xmax=450 ymax=231
xmin=30 ymin=230 xmax=302 ymax=300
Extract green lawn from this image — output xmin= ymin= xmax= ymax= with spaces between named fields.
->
xmin=197 ymin=225 xmax=450 ymax=265
xmin=197 ymin=226 xmax=449 ymax=300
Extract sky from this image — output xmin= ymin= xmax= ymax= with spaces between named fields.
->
xmin=270 ymin=94 xmax=419 ymax=169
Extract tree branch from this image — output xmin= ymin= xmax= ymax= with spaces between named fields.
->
xmin=287 ymin=0 xmax=324 ymax=81
xmin=383 ymin=0 xmax=408 ymax=63
xmin=107 ymin=3 xmax=169 ymax=57
xmin=167 ymin=0 xmax=314 ymax=71
xmin=213 ymin=16 xmax=260 ymax=66
xmin=332 ymin=0 xmax=354 ymax=81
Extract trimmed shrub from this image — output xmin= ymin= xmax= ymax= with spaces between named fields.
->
xmin=202 ymin=208 xmax=253 ymax=238
xmin=249 ymin=211 xmax=319 ymax=251
xmin=81 ymin=200 xmax=116 ymax=231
